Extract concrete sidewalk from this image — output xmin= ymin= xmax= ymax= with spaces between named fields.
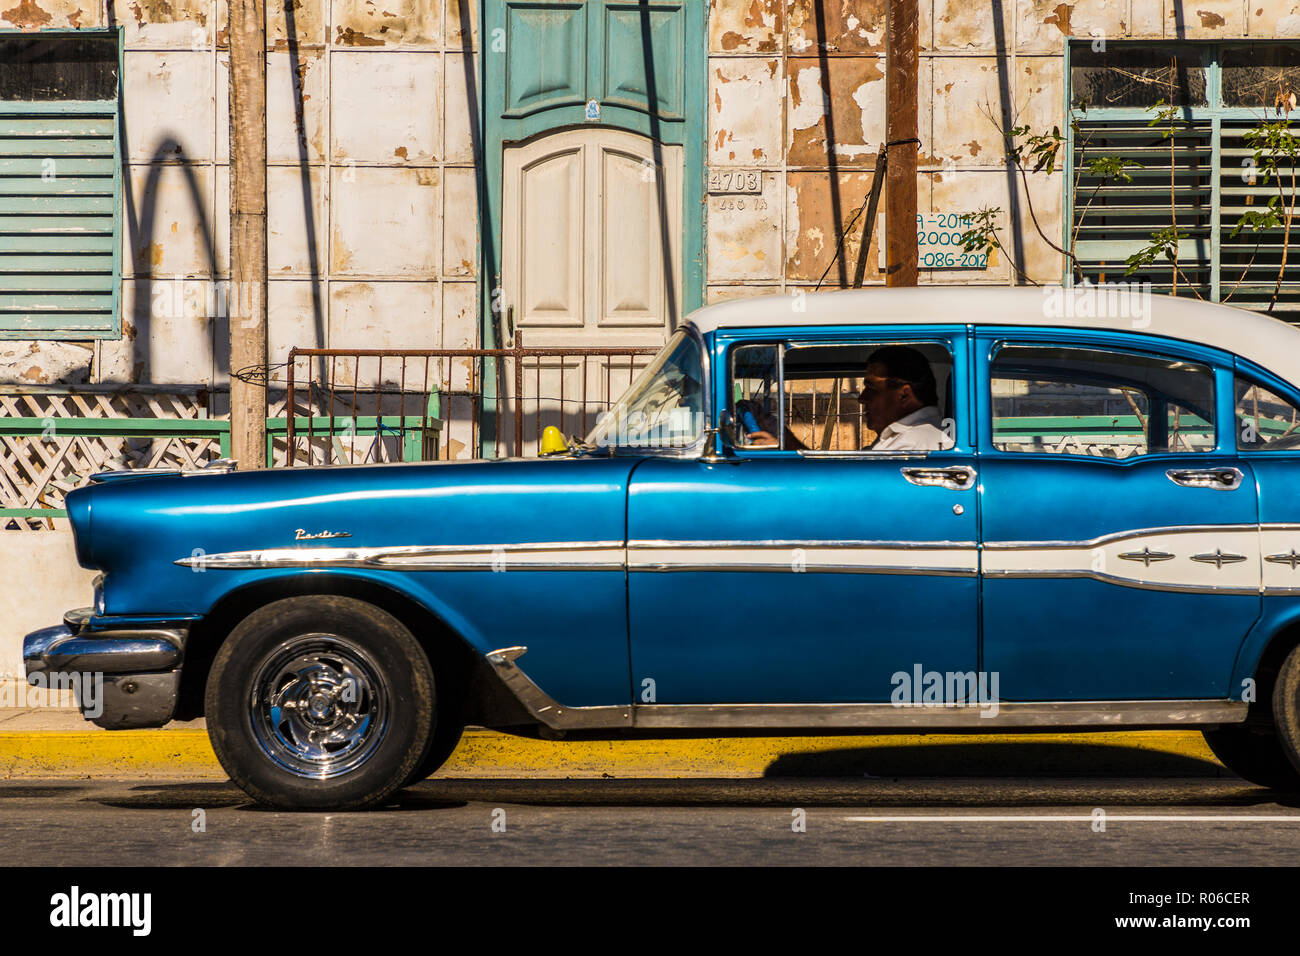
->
xmin=0 ymin=675 xmax=1236 ymax=781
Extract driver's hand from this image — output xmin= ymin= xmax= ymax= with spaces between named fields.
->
xmin=745 ymin=430 xmax=778 ymax=447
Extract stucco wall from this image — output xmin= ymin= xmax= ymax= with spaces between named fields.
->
xmin=0 ymin=0 xmax=1296 ymax=389
xmin=0 ymin=528 xmax=97 ymax=676
xmin=4 ymin=0 xmax=1298 ymax=385
xmin=0 ymin=0 xmax=481 ymax=430
xmin=703 ymin=0 xmax=1293 ymax=306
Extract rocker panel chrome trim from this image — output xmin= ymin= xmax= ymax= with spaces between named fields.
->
xmin=484 ymin=646 xmax=631 ymax=729
xmin=485 ymin=646 xmax=1247 ymax=731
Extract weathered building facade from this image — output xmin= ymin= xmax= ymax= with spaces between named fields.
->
xmin=3 ymin=0 xmax=1300 ymax=669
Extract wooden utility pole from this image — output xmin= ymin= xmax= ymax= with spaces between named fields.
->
xmin=885 ymin=0 xmax=919 ymax=287
xmin=228 ymin=0 xmax=268 ymax=468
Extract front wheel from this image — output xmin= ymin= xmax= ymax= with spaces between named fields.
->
xmin=205 ymin=596 xmax=436 ymax=810
xmin=406 ymin=715 xmax=465 ymax=784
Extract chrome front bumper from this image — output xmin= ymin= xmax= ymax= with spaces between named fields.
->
xmin=23 ymin=608 xmax=188 ymax=729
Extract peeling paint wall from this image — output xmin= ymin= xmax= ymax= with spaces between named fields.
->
xmin=0 ymin=0 xmax=479 ymax=457
xmin=706 ymin=0 xmax=1283 ymax=305
xmin=5 ymin=0 xmax=1300 ymax=396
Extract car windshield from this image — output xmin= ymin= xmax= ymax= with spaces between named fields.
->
xmin=585 ymin=331 xmax=705 ymax=450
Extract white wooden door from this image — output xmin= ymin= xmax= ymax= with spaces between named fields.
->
xmin=501 ymin=128 xmax=681 ymax=449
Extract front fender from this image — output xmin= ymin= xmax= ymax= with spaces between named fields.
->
xmin=82 ymin=457 xmax=641 ymax=707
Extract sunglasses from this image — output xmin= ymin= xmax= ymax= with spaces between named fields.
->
xmin=859 ymin=375 xmax=915 ymax=397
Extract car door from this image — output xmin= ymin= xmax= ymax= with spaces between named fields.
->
xmin=976 ymin=330 xmax=1261 ymax=701
xmin=625 ymin=327 xmax=979 ymax=704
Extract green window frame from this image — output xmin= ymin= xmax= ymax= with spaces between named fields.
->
xmin=1065 ymin=39 xmax=1300 ymax=313
xmin=0 ymin=28 xmax=123 ymax=340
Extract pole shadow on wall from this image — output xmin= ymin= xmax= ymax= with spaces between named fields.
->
xmin=110 ymin=2 xmax=331 ymax=422
xmin=283 ymin=0 xmax=327 ymax=389
xmin=459 ymin=0 xmax=499 ymax=454
xmin=638 ymin=0 xmax=678 ymax=326
xmin=107 ymin=4 xmax=228 ymax=417
xmin=812 ymin=0 xmax=848 ymax=288
xmin=990 ymin=0 xmax=1025 ymax=281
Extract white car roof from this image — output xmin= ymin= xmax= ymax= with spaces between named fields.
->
xmin=686 ymin=286 xmax=1300 ymax=386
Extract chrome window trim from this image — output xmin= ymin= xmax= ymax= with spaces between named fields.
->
xmin=722 ymin=331 xmax=963 ymax=456
xmin=794 ymin=450 xmax=931 ymax=459
xmin=728 ymin=340 xmax=784 ymax=452
xmin=986 ymin=339 xmax=1220 ymax=460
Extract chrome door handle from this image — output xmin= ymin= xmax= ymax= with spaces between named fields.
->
xmin=901 ymin=465 xmax=976 ymax=490
xmin=1166 ymin=467 xmax=1243 ymax=490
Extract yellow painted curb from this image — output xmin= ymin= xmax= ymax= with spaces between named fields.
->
xmin=0 ymin=731 xmax=218 ymax=778
xmin=0 ymin=728 xmax=1226 ymax=779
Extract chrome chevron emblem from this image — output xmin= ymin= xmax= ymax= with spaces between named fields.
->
xmin=1266 ymin=550 xmax=1300 ymax=570
xmin=1190 ymin=549 xmax=1248 ymax=569
xmin=1119 ymin=548 xmax=1175 ymax=567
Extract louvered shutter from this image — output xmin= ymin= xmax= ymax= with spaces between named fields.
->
xmin=1218 ymin=119 xmax=1300 ymax=312
xmin=0 ymin=107 xmax=118 ymax=336
xmin=1072 ymin=118 xmax=1214 ymax=298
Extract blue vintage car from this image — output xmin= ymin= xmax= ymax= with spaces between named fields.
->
xmin=24 ymin=286 xmax=1300 ymax=809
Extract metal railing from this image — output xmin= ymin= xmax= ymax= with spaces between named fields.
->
xmin=285 ymin=334 xmax=660 ymax=463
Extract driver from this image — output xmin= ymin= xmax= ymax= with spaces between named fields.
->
xmin=859 ymin=345 xmax=953 ymax=451
xmin=739 ymin=345 xmax=952 ymax=452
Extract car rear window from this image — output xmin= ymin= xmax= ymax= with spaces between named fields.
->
xmin=1236 ymin=376 xmax=1300 ymax=451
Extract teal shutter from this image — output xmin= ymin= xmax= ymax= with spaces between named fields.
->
xmin=1067 ymin=40 xmax=1300 ymax=314
xmin=1072 ymin=118 xmax=1215 ymax=298
xmin=1218 ymin=119 xmax=1300 ymax=312
xmin=0 ymin=107 xmax=119 ymax=337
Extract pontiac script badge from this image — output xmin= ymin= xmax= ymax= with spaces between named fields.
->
xmin=294 ymin=529 xmax=353 ymax=541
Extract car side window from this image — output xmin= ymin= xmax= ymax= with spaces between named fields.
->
xmin=732 ymin=344 xmax=782 ymax=449
xmin=729 ymin=340 xmax=956 ymax=452
xmin=1236 ymin=376 xmax=1300 ymax=450
xmin=991 ymin=344 xmax=1216 ymax=458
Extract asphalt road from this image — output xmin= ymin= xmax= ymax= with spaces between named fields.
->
xmin=2 ymin=776 xmax=1299 ymax=865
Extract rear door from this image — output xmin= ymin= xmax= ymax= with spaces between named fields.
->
xmin=976 ymin=330 xmax=1261 ymax=701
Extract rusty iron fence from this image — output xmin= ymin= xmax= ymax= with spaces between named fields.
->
xmin=285 ymin=335 xmax=661 ymax=464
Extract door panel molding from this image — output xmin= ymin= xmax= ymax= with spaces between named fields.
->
xmin=503 ymin=127 xmax=682 ymax=345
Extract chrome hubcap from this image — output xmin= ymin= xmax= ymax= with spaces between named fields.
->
xmin=249 ymin=635 xmax=391 ymax=779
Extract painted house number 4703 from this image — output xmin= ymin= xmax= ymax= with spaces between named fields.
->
xmin=709 ymin=170 xmax=762 ymax=194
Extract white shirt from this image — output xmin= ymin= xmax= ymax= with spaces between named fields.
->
xmin=871 ymin=405 xmax=953 ymax=451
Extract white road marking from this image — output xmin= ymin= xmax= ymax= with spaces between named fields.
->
xmin=842 ymin=814 xmax=1300 ymax=823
